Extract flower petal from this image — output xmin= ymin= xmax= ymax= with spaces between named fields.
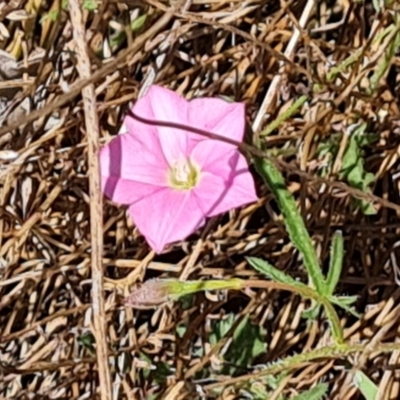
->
xmin=191 ymin=139 xmax=237 ymax=173
xmin=101 ymin=176 xmax=165 ymax=206
xmin=99 ymin=132 xmax=169 ymax=204
xmin=188 ymin=98 xmax=246 ymax=142
xmin=100 ymin=132 xmax=168 ymax=183
xmin=192 ymin=172 xmax=227 ymax=215
xmin=128 ymin=188 xmax=205 ymax=253
xmin=205 ymin=157 xmax=258 ymax=216
xmin=192 ymin=141 xmax=258 ymax=216
xmin=126 ymin=85 xmax=190 ymax=165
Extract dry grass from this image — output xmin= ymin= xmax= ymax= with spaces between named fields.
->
xmin=1 ymin=0 xmax=400 ymax=399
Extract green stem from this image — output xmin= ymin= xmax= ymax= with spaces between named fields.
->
xmin=240 ymin=280 xmax=343 ymax=343
xmin=253 ymin=158 xmax=326 ymax=293
xmin=204 ymin=341 xmax=400 ymax=391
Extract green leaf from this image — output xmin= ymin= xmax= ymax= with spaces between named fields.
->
xmin=176 ymin=324 xmax=187 ymax=338
xmin=332 ymin=295 xmax=358 ymax=306
xmin=339 ymin=123 xmax=377 ymax=215
xmin=40 ymin=9 xmax=61 ymax=23
xmin=302 ymin=303 xmax=321 ymax=320
xmin=259 ymin=95 xmax=308 ymax=137
xmin=178 ymin=293 xmax=195 ymax=310
xmin=83 ymin=0 xmax=97 ymax=11
xmin=316 ymin=134 xmax=339 ymax=158
xmin=78 ymin=332 xmax=96 ymax=354
xmin=253 ymin=158 xmax=326 ymax=294
xmin=368 ymin=22 xmax=400 ymax=94
xmin=292 ymin=383 xmax=329 ymax=400
xmin=130 ymin=14 xmax=147 ymax=32
xmin=209 ymin=314 xmax=235 ymax=346
xmin=247 ymin=257 xmax=305 ymax=288
xmin=329 ymin=296 xmax=361 ymax=318
xmin=325 ymin=231 xmax=344 ymax=296
xmin=224 ymin=315 xmax=267 ymax=374
xmin=327 ymin=48 xmax=363 ymax=82
xmin=138 ymin=351 xmax=152 ymax=379
xmin=109 ymin=14 xmax=148 ymax=51
xmin=139 ymin=351 xmax=171 ymax=385
xmin=153 ymin=362 xmax=171 ymax=385
xmin=210 ymin=314 xmax=267 ymax=375
xmin=353 ymin=370 xmax=378 ymax=400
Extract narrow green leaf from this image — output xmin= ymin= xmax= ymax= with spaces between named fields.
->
xmin=325 ymin=231 xmax=344 ymax=296
xmin=247 ymin=257 xmax=304 ymax=288
xmin=329 ymin=296 xmax=361 ymax=318
xmin=353 ymin=370 xmax=378 ymax=400
xmin=302 ymin=303 xmax=321 ymax=320
xmin=291 ymin=383 xmax=329 ymax=400
xmin=253 ymin=157 xmax=326 ymax=294
xmin=339 ymin=123 xmax=377 ymax=215
xmin=259 ymin=95 xmax=308 ymax=137
xmin=327 ymin=48 xmax=363 ymax=82
xmin=130 ymin=14 xmax=147 ymax=32
xmin=368 ymin=23 xmax=400 ymax=94
xmin=332 ymin=295 xmax=358 ymax=306
xmin=253 ymin=159 xmax=344 ymax=343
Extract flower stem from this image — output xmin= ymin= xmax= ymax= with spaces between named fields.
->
xmin=125 ymin=277 xmax=344 ymax=343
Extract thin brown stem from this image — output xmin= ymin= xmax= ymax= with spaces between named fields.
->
xmin=69 ymin=1 xmax=111 ymax=398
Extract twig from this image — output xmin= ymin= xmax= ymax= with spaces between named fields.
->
xmin=68 ymin=1 xmax=111 ymax=399
xmin=252 ymin=0 xmax=315 ymax=133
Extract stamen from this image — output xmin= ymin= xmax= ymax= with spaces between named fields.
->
xmin=168 ymin=159 xmax=200 ymax=190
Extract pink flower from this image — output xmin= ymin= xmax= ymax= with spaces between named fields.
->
xmin=100 ymin=85 xmax=258 ymax=253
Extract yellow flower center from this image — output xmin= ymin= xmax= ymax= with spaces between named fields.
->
xmin=168 ymin=159 xmax=200 ymax=190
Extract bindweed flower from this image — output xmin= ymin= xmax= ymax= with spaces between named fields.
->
xmin=124 ymin=280 xmax=174 ymax=309
xmin=100 ymin=85 xmax=258 ymax=253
